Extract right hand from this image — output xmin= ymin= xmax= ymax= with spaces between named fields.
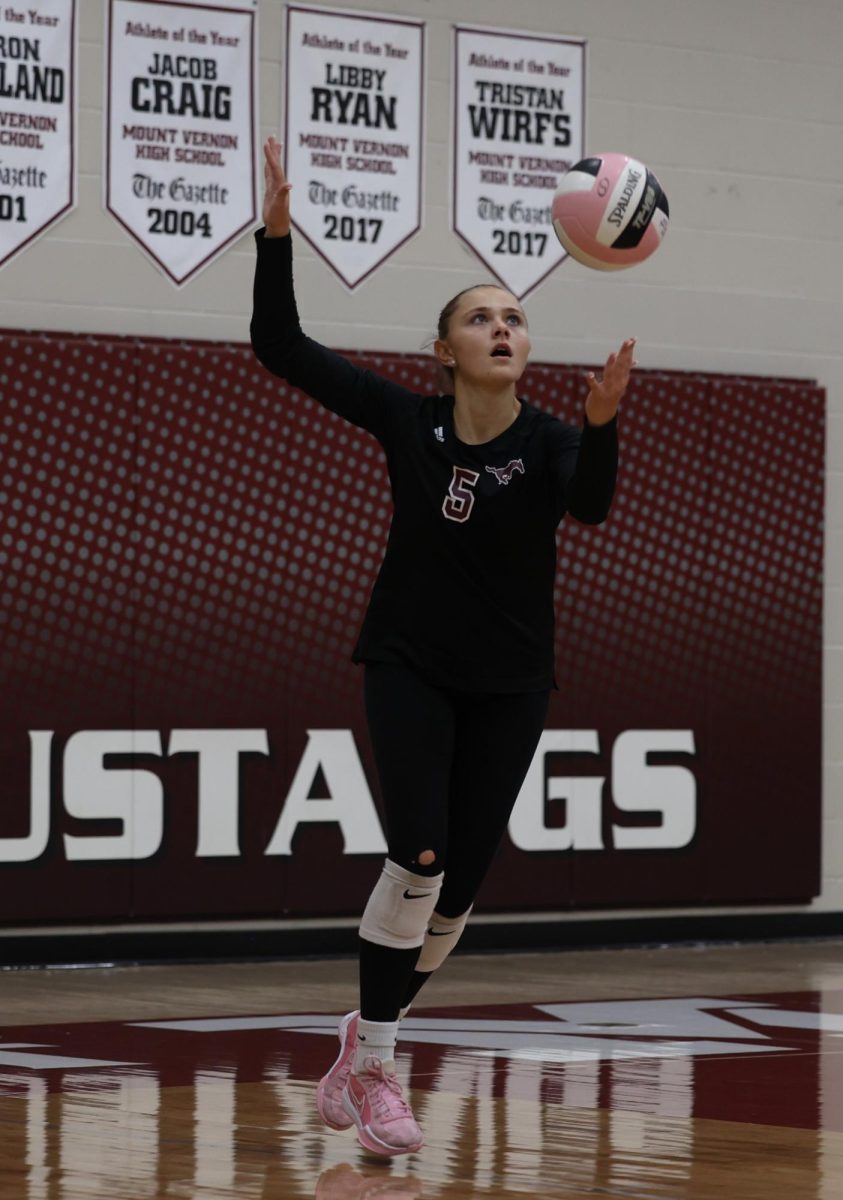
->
xmin=263 ymin=136 xmax=292 ymax=237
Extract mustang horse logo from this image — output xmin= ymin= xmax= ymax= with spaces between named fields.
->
xmin=486 ymin=459 xmax=525 ymax=486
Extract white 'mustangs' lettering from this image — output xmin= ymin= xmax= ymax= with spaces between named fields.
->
xmin=0 ymin=727 xmax=697 ymax=862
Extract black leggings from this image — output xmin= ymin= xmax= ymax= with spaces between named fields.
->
xmin=360 ymin=660 xmax=549 ymax=1019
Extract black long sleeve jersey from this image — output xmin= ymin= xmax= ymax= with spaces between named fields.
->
xmin=250 ymin=229 xmax=619 ymax=693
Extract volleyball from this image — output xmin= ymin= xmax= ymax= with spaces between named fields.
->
xmin=552 ymin=153 xmax=670 ymax=271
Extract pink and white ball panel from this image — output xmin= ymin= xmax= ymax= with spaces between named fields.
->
xmin=552 ymin=153 xmax=670 ymax=271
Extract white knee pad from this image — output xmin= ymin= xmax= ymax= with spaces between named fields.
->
xmin=359 ymin=858 xmax=444 ymax=950
xmin=416 ymin=906 xmax=472 ymax=973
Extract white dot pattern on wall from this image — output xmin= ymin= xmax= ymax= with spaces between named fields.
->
xmin=0 ymin=335 xmax=824 ymax=723
xmin=551 ymin=368 xmax=824 ymax=721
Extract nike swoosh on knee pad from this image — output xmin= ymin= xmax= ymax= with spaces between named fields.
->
xmin=360 ymin=862 xmax=443 ymax=949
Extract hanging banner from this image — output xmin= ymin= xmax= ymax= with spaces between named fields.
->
xmin=452 ymin=25 xmax=586 ymax=299
xmin=105 ymin=0 xmax=257 ymax=286
xmin=0 ymin=0 xmax=76 ymax=270
xmin=284 ymin=3 xmax=424 ymax=290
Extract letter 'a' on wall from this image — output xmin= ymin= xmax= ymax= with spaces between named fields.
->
xmin=104 ymin=0 xmax=258 ymax=286
xmin=284 ymin=3 xmax=424 ymax=290
xmin=0 ymin=0 xmax=77 ymax=271
xmin=452 ymin=25 xmax=586 ymax=299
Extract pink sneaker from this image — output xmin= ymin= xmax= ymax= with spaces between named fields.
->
xmin=316 ymin=1010 xmax=359 ymax=1130
xmin=341 ymin=1055 xmax=424 ymax=1157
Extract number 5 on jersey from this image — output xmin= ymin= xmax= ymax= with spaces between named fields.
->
xmin=442 ymin=466 xmax=480 ymax=523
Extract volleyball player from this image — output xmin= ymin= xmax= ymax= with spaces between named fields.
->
xmin=251 ymin=137 xmax=635 ymax=1157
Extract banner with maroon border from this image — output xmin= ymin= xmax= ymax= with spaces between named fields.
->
xmin=0 ymin=331 xmax=824 ymax=922
xmin=0 ymin=0 xmax=76 ymax=270
xmin=105 ymin=0 xmax=257 ymax=285
xmin=284 ymin=3 xmax=424 ymax=290
xmin=452 ymin=25 xmax=586 ymax=298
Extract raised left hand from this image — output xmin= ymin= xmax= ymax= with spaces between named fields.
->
xmin=584 ymin=338 xmax=637 ymax=425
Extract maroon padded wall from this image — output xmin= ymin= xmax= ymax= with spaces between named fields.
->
xmin=0 ymin=330 xmax=825 ymax=921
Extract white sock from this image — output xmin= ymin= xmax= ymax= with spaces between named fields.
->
xmin=353 ymin=1018 xmax=399 ymax=1074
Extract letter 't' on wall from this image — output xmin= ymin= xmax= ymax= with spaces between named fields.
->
xmin=452 ymin=26 xmax=586 ymax=300
xmin=104 ymin=0 xmax=258 ymax=286
xmin=284 ymin=4 xmax=424 ymax=290
xmin=0 ymin=0 xmax=76 ymax=271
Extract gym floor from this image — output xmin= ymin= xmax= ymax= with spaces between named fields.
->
xmin=0 ymin=938 xmax=841 ymax=1199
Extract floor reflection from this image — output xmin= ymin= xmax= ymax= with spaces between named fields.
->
xmin=314 ymin=1163 xmax=424 ymax=1199
xmin=0 ymin=990 xmax=836 ymax=1198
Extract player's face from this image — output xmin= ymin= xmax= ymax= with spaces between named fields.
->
xmin=439 ymin=287 xmax=530 ymax=388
